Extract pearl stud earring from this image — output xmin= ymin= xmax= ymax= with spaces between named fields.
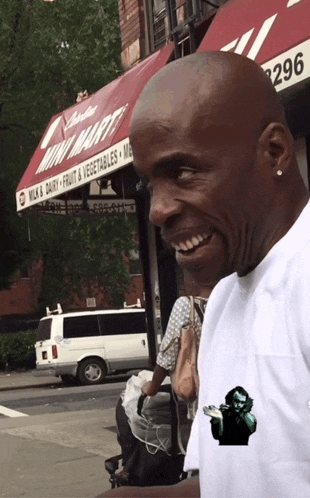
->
xmin=276 ymin=170 xmax=283 ymax=176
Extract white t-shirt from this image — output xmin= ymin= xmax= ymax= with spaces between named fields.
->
xmin=184 ymin=201 xmax=310 ymax=497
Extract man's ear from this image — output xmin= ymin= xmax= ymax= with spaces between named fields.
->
xmin=258 ymin=122 xmax=293 ymax=176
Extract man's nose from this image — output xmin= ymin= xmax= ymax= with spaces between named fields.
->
xmin=149 ymin=187 xmax=181 ymax=227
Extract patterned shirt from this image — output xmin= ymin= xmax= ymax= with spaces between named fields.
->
xmin=157 ymin=296 xmax=207 ymax=372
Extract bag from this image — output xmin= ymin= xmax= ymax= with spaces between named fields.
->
xmin=121 ymin=371 xmax=173 ymax=454
xmin=170 ymin=297 xmax=201 ymax=402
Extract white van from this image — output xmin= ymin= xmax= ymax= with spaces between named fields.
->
xmin=34 ymin=305 xmax=150 ymax=385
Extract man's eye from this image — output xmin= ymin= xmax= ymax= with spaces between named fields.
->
xmin=177 ymin=169 xmax=194 ymax=180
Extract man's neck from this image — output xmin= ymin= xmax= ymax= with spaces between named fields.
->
xmin=237 ymin=194 xmax=309 ymax=277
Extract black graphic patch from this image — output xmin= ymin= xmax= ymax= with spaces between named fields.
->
xmin=203 ymin=386 xmax=257 ymax=445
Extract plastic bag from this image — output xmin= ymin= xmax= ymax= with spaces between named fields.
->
xmin=121 ymin=370 xmax=172 ymax=454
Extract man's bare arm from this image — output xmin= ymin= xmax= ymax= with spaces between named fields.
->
xmin=96 ymin=476 xmax=200 ymax=498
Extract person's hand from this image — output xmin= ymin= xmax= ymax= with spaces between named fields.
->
xmin=141 ymin=381 xmax=158 ymax=396
xmin=243 ymin=397 xmax=254 ymax=413
xmin=219 ymin=404 xmax=229 ymax=412
xmin=203 ymin=405 xmax=223 ymax=421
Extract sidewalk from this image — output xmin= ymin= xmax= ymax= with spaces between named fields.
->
xmin=0 ymin=371 xmax=122 ymax=497
xmin=0 ymin=407 xmax=121 ymax=497
xmin=0 ymin=370 xmax=63 ymax=391
xmin=0 ymin=369 xmax=141 ymax=392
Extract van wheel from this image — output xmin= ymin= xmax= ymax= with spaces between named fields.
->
xmin=78 ymin=358 xmax=107 ymax=385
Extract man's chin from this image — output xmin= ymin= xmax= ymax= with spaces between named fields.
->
xmin=176 ymin=249 xmax=228 ymax=284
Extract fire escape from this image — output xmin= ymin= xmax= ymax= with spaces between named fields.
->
xmin=165 ymin=0 xmax=227 ymax=57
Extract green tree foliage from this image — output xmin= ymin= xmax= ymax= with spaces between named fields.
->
xmin=34 ymin=214 xmax=137 ymax=310
xmin=0 ymin=0 xmax=138 ymax=307
xmin=0 ymin=0 xmax=121 ymax=142
xmin=0 ymin=330 xmax=37 ymax=370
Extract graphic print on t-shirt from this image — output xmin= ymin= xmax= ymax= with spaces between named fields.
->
xmin=203 ymin=386 xmax=257 ymax=445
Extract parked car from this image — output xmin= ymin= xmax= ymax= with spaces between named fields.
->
xmin=34 ymin=304 xmax=150 ymax=385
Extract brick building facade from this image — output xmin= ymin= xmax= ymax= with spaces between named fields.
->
xmin=0 ymin=258 xmax=144 ymax=318
xmin=118 ymin=0 xmax=146 ymax=68
xmin=0 ymin=261 xmax=43 ymax=317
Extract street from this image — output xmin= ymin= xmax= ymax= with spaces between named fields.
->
xmin=0 ymin=378 xmax=126 ymax=416
xmin=0 ymin=376 xmax=130 ymax=498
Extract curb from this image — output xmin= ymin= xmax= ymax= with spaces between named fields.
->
xmin=0 ymin=381 xmax=63 ymax=392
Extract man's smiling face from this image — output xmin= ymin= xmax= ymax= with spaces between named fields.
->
xmin=130 ymin=107 xmax=260 ymax=280
xmin=130 ymin=51 xmax=295 ymax=280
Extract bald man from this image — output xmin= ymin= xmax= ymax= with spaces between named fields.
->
xmin=98 ymin=52 xmax=310 ymax=497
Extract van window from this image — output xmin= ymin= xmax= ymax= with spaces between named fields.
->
xmin=63 ymin=315 xmax=100 ymax=338
xmin=37 ymin=318 xmax=52 ymax=341
xmin=99 ymin=313 xmax=146 ymax=336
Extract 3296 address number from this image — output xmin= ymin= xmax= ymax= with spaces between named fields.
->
xmin=264 ymin=52 xmax=304 ymax=87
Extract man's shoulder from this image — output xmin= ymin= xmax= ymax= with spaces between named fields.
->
xmin=281 ymin=242 xmax=310 ymax=308
xmin=211 ymin=273 xmax=238 ymax=297
xmin=286 ymin=238 xmax=310 ymax=281
xmin=205 ymin=274 xmax=238 ymax=312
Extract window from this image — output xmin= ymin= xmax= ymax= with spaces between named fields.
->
xmin=86 ymin=297 xmax=97 ymax=308
xmin=147 ymin=0 xmax=168 ymax=51
xmin=200 ymin=0 xmax=229 ymax=17
xmin=99 ymin=313 xmax=146 ymax=336
xmin=155 ymin=0 xmax=230 ymax=57
xmin=129 ymin=249 xmax=142 ymax=276
xmin=129 ymin=259 xmax=143 ymax=275
xmin=153 ymin=0 xmax=167 ymax=49
xmin=63 ymin=315 xmax=100 ymax=338
xmin=37 ymin=319 xmax=52 ymax=341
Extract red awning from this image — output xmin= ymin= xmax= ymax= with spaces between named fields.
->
xmin=16 ymin=44 xmax=174 ymax=214
xmin=198 ymin=0 xmax=310 ymax=93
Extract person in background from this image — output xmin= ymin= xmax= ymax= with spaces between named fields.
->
xmin=141 ymin=281 xmax=214 ymax=412
xmin=98 ymin=50 xmax=310 ymax=498
xmin=142 ymin=251 xmax=219 ymax=400
xmin=113 ymin=276 xmax=215 ymax=486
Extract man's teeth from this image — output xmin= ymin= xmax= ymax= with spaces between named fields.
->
xmin=173 ymin=233 xmax=210 ymax=252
